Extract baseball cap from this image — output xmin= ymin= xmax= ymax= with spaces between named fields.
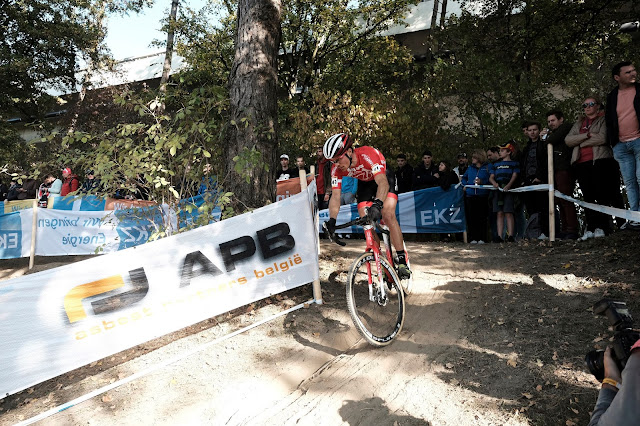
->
xmin=280 ymin=154 xmax=289 ymax=160
xmin=498 ymin=142 xmax=515 ymax=153
xmin=62 ymin=167 xmax=72 ymax=174
xmin=457 ymin=152 xmax=467 ymax=158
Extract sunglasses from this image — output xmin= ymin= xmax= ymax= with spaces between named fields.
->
xmin=582 ymin=101 xmax=597 ymax=108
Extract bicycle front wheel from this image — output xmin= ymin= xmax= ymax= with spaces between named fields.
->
xmin=346 ymin=252 xmax=405 ymax=346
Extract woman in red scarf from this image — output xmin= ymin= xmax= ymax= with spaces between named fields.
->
xmin=565 ymin=97 xmax=625 ymax=237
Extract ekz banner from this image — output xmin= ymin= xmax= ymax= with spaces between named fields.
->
xmin=318 ymin=185 xmax=467 ymax=234
xmin=0 ymin=184 xmax=319 ymax=397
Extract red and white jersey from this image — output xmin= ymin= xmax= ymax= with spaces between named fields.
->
xmin=331 ymin=146 xmax=386 ymax=189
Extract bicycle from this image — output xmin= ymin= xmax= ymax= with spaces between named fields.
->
xmin=323 ymin=214 xmax=411 ymax=346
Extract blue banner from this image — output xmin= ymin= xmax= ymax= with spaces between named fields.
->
xmin=0 ymin=211 xmax=23 ymax=259
xmin=319 ymin=185 xmax=466 ymax=234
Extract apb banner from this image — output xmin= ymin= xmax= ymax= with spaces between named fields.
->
xmin=0 ymin=184 xmax=319 ymax=397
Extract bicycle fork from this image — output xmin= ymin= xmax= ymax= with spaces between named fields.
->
xmin=364 ymin=224 xmax=388 ymax=305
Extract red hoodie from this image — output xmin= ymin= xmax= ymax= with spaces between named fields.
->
xmin=61 ymin=174 xmax=79 ymax=196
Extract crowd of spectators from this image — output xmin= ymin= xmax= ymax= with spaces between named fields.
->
xmin=277 ymin=61 xmax=639 ymax=244
xmin=0 ymin=166 xmax=152 ymax=207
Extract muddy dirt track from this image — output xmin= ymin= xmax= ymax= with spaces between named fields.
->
xmin=1 ymin=232 xmax=640 ymax=425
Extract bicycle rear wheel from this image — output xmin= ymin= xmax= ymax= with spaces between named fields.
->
xmin=346 ymin=252 xmax=405 ymax=346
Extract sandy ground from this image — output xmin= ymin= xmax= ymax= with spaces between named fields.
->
xmin=1 ymin=232 xmax=640 ymax=425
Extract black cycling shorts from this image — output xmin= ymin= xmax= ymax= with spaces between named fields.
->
xmin=356 ymin=167 xmax=398 ymax=205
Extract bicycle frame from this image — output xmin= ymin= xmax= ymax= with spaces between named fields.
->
xmin=356 ymin=220 xmax=396 ymax=302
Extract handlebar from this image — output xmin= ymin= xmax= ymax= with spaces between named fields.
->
xmin=324 ymin=216 xmax=389 ymax=246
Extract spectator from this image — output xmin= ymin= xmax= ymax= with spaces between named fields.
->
xmin=80 ymin=169 xmax=101 ymax=194
xmin=486 ymin=146 xmax=500 ymax=163
xmin=489 ymin=142 xmax=520 ymax=242
xmin=7 ymin=178 xmax=37 ymax=200
xmin=437 ymin=160 xmax=459 ymax=190
xmin=566 ymin=97 xmax=625 ymax=238
xmin=340 ymin=176 xmax=358 ymax=205
xmin=544 ymin=109 xmax=579 ymax=239
xmin=276 ymin=154 xmax=297 ymax=181
xmin=412 ymin=149 xmax=439 ymax=190
xmin=521 ymin=121 xmax=549 ymax=238
xmin=315 ymin=147 xmax=332 ymax=210
xmin=508 ymin=140 xmax=527 ymax=241
xmin=605 ymin=61 xmax=640 ymax=229
xmin=20 ymin=179 xmax=38 ymax=199
xmin=6 ymin=179 xmax=23 ymax=201
xmin=486 ymin=146 xmax=501 ymax=242
xmin=395 ymin=154 xmax=413 ymax=193
xmin=38 ymin=175 xmax=54 ymax=207
xmin=295 ymin=156 xmax=310 ymax=174
xmin=588 ymin=340 xmax=640 ymax=425
xmin=461 ymin=149 xmax=491 ymax=243
xmin=453 ymin=152 xmax=469 ymax=178
xmin=60 ymin=167 xmax=79 ymax=196
xmin=0 ymin=180 xmax=7 ymax=201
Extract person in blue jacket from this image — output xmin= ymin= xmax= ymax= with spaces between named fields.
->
xmin=461 ymin=149 xmax=492 ymax=243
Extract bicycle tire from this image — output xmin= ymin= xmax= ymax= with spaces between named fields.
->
xmin=346 ymin=252 xmax=405 ymax=346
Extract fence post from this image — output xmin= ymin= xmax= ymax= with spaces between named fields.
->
xmin=29 ymin=198 xmax=38 ymax=270
xmin=547 ymin=143 xmax=555 ymax=242
xmin=300 ymin=168 xmax=322 ymax=304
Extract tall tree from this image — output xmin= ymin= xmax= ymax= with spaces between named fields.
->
xmin=225 ymin=0 xmax=282 ymax=208
xmin=0 ymin=1 xmax=101 ymax=119
xmin=160 ymin=0 xmax=180 ymax=94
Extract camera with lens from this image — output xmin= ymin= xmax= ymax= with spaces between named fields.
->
xmin=585 ymin=299 xmax=640 ymax=381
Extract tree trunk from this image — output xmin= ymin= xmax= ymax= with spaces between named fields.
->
xmin=159 ymin=0 xmax=180 ymax=94
xmin=439 ymin=0 xmax=448 ymax=28
xmin=225 ymin=0 xmax=281 ymax=208
xmin=429 ymin=0 xmax=439 ymax=53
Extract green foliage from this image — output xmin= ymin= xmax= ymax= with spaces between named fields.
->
xmin=0 ymin=0 xmax=152 ymax=119
xmin=39 ymin=84 xmax=230 ymax=233
xmin=430 ymin=0 xmax=640 ymax=148
xmin=232 ymin=145 xmax=270 ymax=184
xmin=278 ymin=0 xmax=420 ymax=97
xmin=173 ymin=1 xmax=236 ymax=88
xmin=280 ymin=86 xmax=446 ymax=166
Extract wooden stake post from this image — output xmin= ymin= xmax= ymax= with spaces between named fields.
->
xmin=300 ymin=168 xmax=322 ymax=304
xmin=547 ymin=143 xmax=555 ymax=242
xmin=29 ymin=198 xmax=38 ymax=269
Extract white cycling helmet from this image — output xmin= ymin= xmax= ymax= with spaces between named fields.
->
xmin=322 ymin=133 xmax=353 ymax=161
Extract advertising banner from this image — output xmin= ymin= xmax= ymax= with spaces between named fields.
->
xmin=318 ymin=185 xmax=466 ymax=234
xmin=1 ymin=199 xmax=34 ymax=215
xmin=0 ymin=193 xmax=222 ymax=259
xmin=276 ymin=175 xmax=314 ymax=202
xmin=0 ymin=185 xmax=319 ymax=397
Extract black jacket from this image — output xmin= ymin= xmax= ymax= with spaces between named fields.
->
xmin=395 ymin=163 xmax=414 ymax=193
xmin=605 ymin=82 xmax=640 ymax=147
xmin=412 ymin=162 xmax=439 ymax=190
xmin=438 ymin=170 xmax=459 ymax=191
xmin=520 ymin=139 xmax=547 ymax=185
xmin=546 ymin=121 xmax=573 ymax=171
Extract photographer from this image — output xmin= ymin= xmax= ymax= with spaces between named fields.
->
xmin=589 ymin=339 xmax=640 ymax=425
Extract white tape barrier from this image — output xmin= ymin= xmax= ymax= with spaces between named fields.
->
xmin=464 ymin=184 xmax=640 ymax=222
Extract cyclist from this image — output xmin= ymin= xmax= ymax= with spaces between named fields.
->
xmin=322 ymin=132 xmax=411 ymax=279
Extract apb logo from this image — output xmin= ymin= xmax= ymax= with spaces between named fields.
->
xmin=64 ymin=268 xmax=149 ymax=323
